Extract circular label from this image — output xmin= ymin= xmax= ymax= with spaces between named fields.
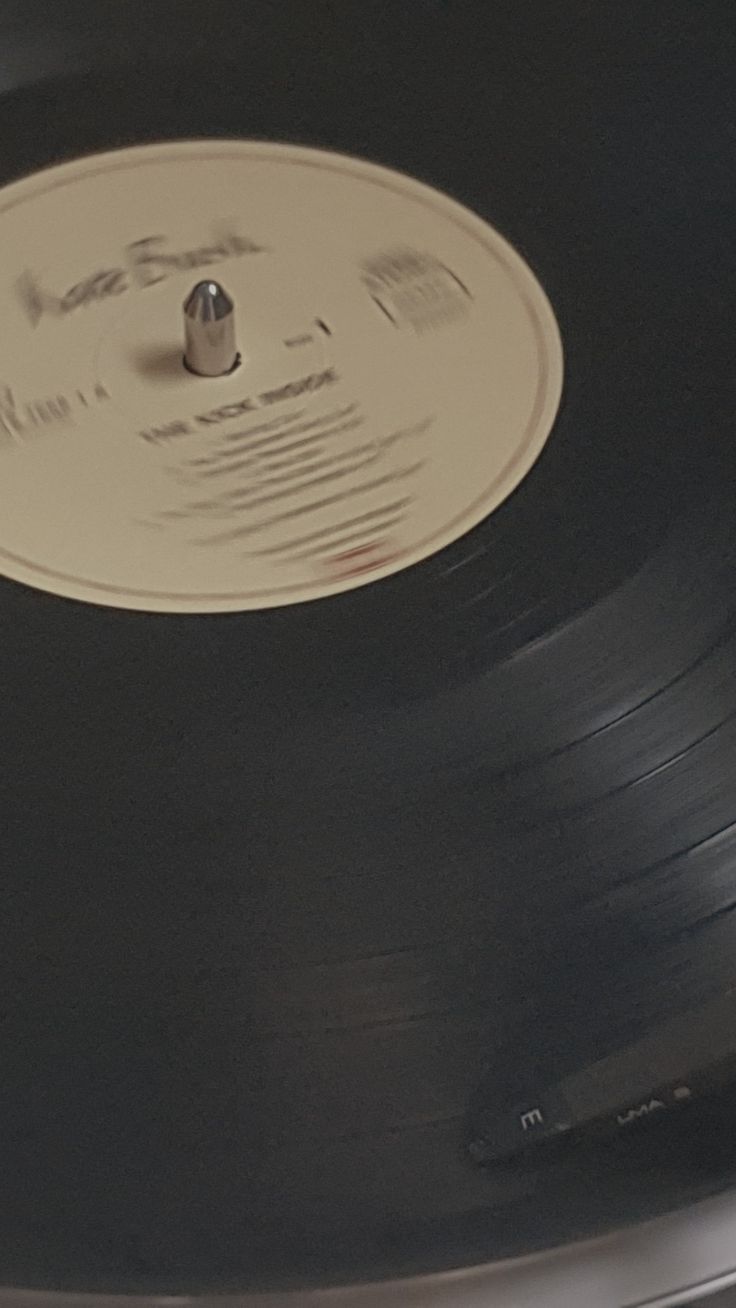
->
xmin=0 ymin=140 xmax=563 ymax=612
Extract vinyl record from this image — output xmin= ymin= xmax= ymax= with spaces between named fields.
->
xmin=1 ymin=0 xmax=736 ymax=1296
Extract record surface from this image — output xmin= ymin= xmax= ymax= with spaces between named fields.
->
xmin=1 ymin=0 xmax=736 ymax=1295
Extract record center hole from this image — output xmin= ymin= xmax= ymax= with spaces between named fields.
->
xmin=182 ymin=351 xmax=242 ymax=378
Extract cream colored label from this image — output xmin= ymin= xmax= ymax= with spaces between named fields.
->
xmin=0 ymin=140 xmax=563 ymax=611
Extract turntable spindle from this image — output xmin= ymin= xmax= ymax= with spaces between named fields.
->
xmin=183 ymin=279 xmax=240 ymax=377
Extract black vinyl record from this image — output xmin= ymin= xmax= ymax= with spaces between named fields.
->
xmin=1 ymin=0 xmax=736 ymax=1295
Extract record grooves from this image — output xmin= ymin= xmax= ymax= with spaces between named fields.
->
xmin=0 ymin=0 xmax=736 ymax=1295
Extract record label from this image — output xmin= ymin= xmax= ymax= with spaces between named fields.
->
xmin=0 ymin=140 xmax=563 ymax=611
